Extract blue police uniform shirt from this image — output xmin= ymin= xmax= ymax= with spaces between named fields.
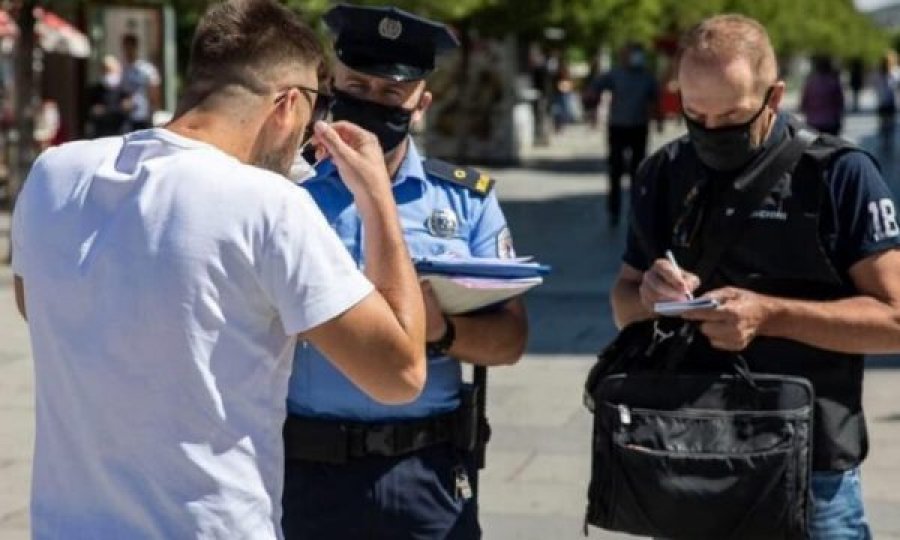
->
xmin=624 ymin=113 xmax=900 ymax=273
xmin=286 ymin=140 xmax=512 ymax=421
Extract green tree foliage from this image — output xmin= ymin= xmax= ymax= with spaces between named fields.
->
xmin=157 ymin=0 xmax=889 ymax=67
xmin=459 ymin=0 xmax=886 ymax=62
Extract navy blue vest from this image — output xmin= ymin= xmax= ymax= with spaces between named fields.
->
xmin=637 ymin=120 xmax=870 ymax=471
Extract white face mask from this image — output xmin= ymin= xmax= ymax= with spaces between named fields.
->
xmin=287 ymin=142 xmax=316 ymax=183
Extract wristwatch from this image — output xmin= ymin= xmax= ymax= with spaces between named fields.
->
xmin=426 ymin=315 xmax=456 ymax=356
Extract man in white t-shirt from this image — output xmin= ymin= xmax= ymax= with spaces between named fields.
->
xmin=11 ymin=1 xmax=426 ymax=538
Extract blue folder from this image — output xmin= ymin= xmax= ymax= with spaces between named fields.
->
xmin=414 ymin=257 xmax=551 ymax=279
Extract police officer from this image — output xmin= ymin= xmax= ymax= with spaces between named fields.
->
xmin=611 ymin=14 xmax=900 ymax=539
xmin=282 ymin=5 xmax=528 ymax=539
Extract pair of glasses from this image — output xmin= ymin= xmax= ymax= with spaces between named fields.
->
xmin=274 ymin=84 xmax=335 ymax=126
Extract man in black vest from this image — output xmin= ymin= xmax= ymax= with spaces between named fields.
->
xmin=611 ymin=14 xmax=900 ymax=539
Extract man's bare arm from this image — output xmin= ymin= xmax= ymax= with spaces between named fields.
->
xmin=683 ymin=250 xmax=900 ymax=354
xmin=758 ymin=249 xmax=900 ymax=353
xmin=446 ymin=298 xmax=527 ymax=366
xmin=301 ymin=121 xmax=426 ymax=404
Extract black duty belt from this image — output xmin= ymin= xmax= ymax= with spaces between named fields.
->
xmin=284 ymin=411 xmax=460 ymax=465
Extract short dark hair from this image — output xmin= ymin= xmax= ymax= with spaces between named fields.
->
xmin=182 ymin=0 xmax=323 ymax=106
xmin=122 ymin=34 xmax=138 ymax=48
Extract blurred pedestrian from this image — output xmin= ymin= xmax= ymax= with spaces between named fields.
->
xmin=529 ymin=43 xmax=551 ymax=145
xmin=582 ymin=55 xmax=602 ymax=129
xmin=848 ymin=57 xmax=864 ymax=113
xmin=11 ymin=0 xmax=426 ymax=536
xmin=874 ymin=51 xmax=899 ymax=152
xmin=588 ymin=43 xmax=659 ymax=227
xmin=550 ymin=57 xmax=576 ymax=132
xmin=120 ymin=33 xmax=161 ymax=131
xmin=800 ymin=55 xmax=844 ymax=135
xmin=32 ymin=99 xmax=59 ymax=152
xmin=87 ymin=54 xmax=127 ymax=137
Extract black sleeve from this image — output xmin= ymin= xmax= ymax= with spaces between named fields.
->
xmin=622 ymin=152 xmax=668 ymax=271
xmin=828 ymin=151 xmax=900 ymax=272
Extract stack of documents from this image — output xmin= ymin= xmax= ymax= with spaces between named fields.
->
xmin=415 ymin=256 xmax=550 ymax=315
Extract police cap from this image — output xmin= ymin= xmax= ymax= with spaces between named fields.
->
xmin=324 ymin=4 xmax=459 ymax=82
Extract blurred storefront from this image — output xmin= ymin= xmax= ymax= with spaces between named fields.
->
xmin=3 ymin=2 xmax=174 ymax=142
xmin=83 ymin=1 xmax=177 ymax=127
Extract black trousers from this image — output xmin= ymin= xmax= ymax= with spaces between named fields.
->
xmin=282 ymin=443 xmax=481 ymax=540
xmin=607 ymin=124 xmax=649 ymax=222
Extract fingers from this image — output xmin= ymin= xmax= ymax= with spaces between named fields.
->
xmin=683 ymin=273 xmax=701 ymax=294
xmin=642 ymin=259 xmax=698 ymax=302
xmin=328 ymin=121 xmax=382 ymax=154
xmin=699 ymin=321 xmax=745 ymax=351
xmin=313 ymin=121 xmax=355 ymax=165
xmin=651 ymin=258 xmax=699 ymax=297
xmin=643 ymin=270 xmax=688 ymax=300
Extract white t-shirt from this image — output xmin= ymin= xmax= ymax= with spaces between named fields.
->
xmin=12 ymin=128 xmax=373 ymax=539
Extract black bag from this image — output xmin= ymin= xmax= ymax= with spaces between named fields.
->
xmin=584 ymin=128 xmax=818 ymax=539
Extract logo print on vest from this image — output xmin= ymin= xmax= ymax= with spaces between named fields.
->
xmin=751 ymin=173 xmax=791 ymax=221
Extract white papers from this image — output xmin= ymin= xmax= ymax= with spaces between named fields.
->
xmin=414 ymin=255 xmax=549 ymax=314
xmin=654 ymin=298 xmax=720 ymax=316
xmin=421 ymin=274 xmax=543 ymax=314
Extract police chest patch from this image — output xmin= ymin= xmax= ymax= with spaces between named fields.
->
xmin=497 ymin=227 xmax=516 ymax=259
xmin=426 ymin=209 xmax=459 ymax=238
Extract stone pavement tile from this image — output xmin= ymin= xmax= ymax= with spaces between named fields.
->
xmin=867 ymin=501 xmax=900 ymax=539
xmin=0 ymin=461 xmax=29 ymax=526
xmin=0 ymin=522 xmax=28 ymax=540
xmin=479 ymin=450 xmax=534 ymax=485
xmin=479 ymin=464 xmax=586 ymax=519
xmin=483 ymin=513 xmax=638 ymax=540
xmin=0 ymin=410 xmax=32 ymax=462
xmin=510 ymin=454 xmax=591 ymax=489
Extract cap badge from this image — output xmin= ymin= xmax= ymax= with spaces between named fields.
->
xmin=378 ymin=17 xmax=403 ymax=40
xmin=426 ymin=208 xmax=459 ymax=239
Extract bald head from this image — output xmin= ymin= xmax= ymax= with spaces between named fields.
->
xmin=678 ymin=14 xmax=778 ymax=93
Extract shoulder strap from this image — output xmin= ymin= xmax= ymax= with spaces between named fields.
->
xmin=423 ymin=158 xmax=495 ymax=196
xmin=693 ymin=128 xmax=818 ymax=283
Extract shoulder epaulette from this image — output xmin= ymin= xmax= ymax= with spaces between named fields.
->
xmin=422 ymin=158 xmax=494 ymax=196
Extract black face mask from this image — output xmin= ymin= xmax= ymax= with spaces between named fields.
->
xmin=683 ymin=87 xmax=774 ymax=172
xmin=330 ymin=89 xmax=415 ymax=153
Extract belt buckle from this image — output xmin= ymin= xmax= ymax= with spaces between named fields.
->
xmin=365 ymin=425 xmax=395 ymax=456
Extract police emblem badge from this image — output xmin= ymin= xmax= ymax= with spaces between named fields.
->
xmin=378 ymin=17 xmax=403 ymax=40
xmin=426 ymin=208 xmax=459 ymax=238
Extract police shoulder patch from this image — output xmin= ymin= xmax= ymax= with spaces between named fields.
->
xmin=423 ymin=158 xmax=495 ymax=196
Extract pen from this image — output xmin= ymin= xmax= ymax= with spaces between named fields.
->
xmin=665 ymin=249 xmax=694 ymax=300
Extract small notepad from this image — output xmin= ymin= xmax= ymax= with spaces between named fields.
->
xmin=654 ymin=298 xmax=720 ymax=316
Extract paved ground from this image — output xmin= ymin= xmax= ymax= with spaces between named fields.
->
xmin=2 ymin=102 xmax=900 ymax=539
